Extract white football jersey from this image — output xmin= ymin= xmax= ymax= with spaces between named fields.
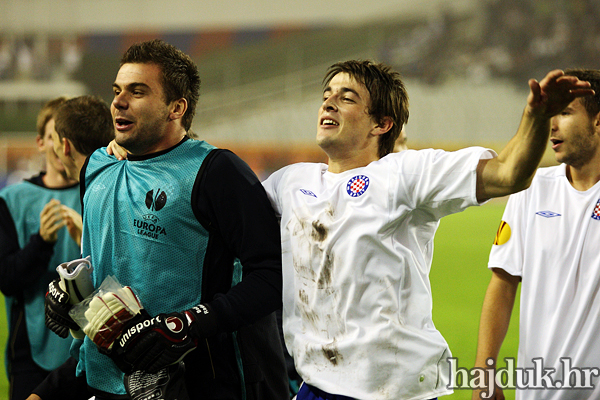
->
xmin=263 ymin=147 xmax=494 ymax=400
xmin=489 ymin=164 xmax=600 ymax=400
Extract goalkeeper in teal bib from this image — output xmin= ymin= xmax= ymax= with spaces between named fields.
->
xmin=43 ymin=39 xmax=288 ymax=400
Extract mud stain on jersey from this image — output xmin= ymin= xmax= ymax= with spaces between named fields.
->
xmin=325 ymin=204 xmax=335 ymax=219
xmin=317 ymin=252 xmax=333 ymax=288
xmin=311 ymin=220 xmax=328 ymax=242
xmin=298 ymin=289 xmax=319 ymax=326
xmin=322 ymin=341 xmax=343 ymax=366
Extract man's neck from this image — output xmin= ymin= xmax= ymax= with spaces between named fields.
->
xmin=130 ymin=131 xmax=187 ymax=156
xmin=566 ymin=160 xmax=600 ymax=191
xmin=324 ymin=146 xmax=380 ymax=174
xmin=42 ymin=166 xmax=77 ymax=188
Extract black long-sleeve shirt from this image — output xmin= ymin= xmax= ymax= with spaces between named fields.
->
xmin=0 ymin=174 xmax=58 ymax=296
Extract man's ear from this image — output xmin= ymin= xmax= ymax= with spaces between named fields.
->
xmin=36 ymin=135 xmax=45 ymax=153
xmin=372 ymin=117 xmax=394 ymax=137
xmin=63 ymin=137 xmax=72 ymax=158
xmin=169 ymin=98 xmax=188 ymax=122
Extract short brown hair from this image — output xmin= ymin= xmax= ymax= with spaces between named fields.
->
xmin=564 ymin=68 xmax=600 ymax=117
xmin=54 ymin=95 xmax=114 ymax=156
xmin=120 ymin=39 xmax=200 ymax=132
xmin=323 ymin=60 xmax=409 ymax=158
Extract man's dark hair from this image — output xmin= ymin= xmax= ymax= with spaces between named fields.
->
xmin=564 ymin=68 xmax=600 ymax=117
xmin=120 ymin=39 xmax=200 ymax=131
xmin=323 ymin=60 xmax=409 ymax=158
xmin=54 ymin=95 xmax=114 ymax=156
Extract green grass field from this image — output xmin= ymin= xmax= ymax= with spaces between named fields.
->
xmin=431 ymin=200 xmax=520 ymax=400
xmin=0 ymin=201 xmax=518 ymax=400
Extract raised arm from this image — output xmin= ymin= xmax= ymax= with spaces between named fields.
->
xmin=476 ymin=70 xmax=594 ymax=201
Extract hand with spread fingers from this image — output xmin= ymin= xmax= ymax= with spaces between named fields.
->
xmin=39 ymin=199 xmax=66 ymax=243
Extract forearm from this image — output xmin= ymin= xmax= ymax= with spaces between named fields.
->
xmin=474 ymin=269 xmax=520 ymax=368
xmin=209 ymin=263 xmax=282 ymax=332
xmin=477 ymin=109 xmax=550 ymax=200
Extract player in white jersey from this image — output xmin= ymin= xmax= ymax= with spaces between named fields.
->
xmin=473 ymin=69 xmax=600 ymax=400
xmin=261 ymin=60 xmax=593 ymax=400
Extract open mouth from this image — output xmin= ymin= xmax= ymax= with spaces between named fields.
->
xmin=321 ymin=118 xmax=339 ymax=126
xmin=115 ymin=117 xmax=133 ymax=131
xmin=550 ymin=138 xmax=563 ymax=149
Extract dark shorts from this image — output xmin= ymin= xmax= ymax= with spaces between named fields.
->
xmin=296 ymin=383 xmax=437 ymax=400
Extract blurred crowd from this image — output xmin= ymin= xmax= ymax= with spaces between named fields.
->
xmin=385 ymin=0 xmax=600 ymax=85
xmin=3 ymin=0 xmax=599 ymax=88
xmin=0 ymin=37 xmax=82 ymax=82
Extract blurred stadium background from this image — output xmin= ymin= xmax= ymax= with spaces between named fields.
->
xmin=1 ymin=0 xmax=596 ymax=398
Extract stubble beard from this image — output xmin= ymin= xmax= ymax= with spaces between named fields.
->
xmin=558 ymin=130 xmax=597 ymax=169
xmin=116 ymin=114 xmax=169 ymax=155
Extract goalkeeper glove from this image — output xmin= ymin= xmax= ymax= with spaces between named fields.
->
xmin=45 ymin=278 xmax=80 ymax=338
xmin=81 ymin=285 xmax=142 ymax=351
xmin=45 ymin=256 xmax=95 ymax=339
xmin=110 ymin=304 xmax=217 ymax=374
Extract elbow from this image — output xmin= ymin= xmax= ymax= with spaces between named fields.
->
xmin=506 ymin=168 xmax=535 ymax=195
xmin=508 ymin=175 xmax=533 ymax=195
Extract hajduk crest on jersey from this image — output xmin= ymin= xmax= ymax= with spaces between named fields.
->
xmin=346 ymin=175 xmax=369 ymax=197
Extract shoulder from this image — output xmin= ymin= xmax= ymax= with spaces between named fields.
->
xmin=267 ymin=162 xmax=325 ymax=179
xmin=200 ymin=148 xmax=253 ymax=180
xmin=87 ymin=147 xmax=117 ymax=168
xmin=263 ymin=162 xmax=325 ymax=188
xmin=179 ymin=138 xmax=217 ymax=157
xmin=533 ymin=164 xmax=564 ymax=179
xmin=526 ymin=165 xmax=565 ymax=189
xmin=0 ymin=179 xmax=38 ymax=198
xmin=380 ymin=147 xmax=492 ymax=173
xmin=196 ymin=148 xmax=268 ymax=198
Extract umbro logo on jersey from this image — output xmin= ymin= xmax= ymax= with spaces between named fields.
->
xmin=592 ymin=199 xmax=600 ymax=220
xmin=146 ymin=188 xmax=167 ymax=211
xmin=346 ymin=175 xmax=369 ymax=197
xmin=536 ymin=211 xmax=561 ymax=218
xmin=300 ymin=189 xmax=317 ymax=198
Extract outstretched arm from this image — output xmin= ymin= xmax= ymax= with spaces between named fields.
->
xmin=472 ymin=268 xmax=520 ymax=400
xmin=476 ymin=70 xmax=594 ymax=201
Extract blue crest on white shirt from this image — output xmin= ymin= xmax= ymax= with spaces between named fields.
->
xmin=346 ymin=175 xmax=370 ymax=197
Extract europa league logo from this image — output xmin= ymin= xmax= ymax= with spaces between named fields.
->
xmin=145 ymin=188 xmax=167 ymax=211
